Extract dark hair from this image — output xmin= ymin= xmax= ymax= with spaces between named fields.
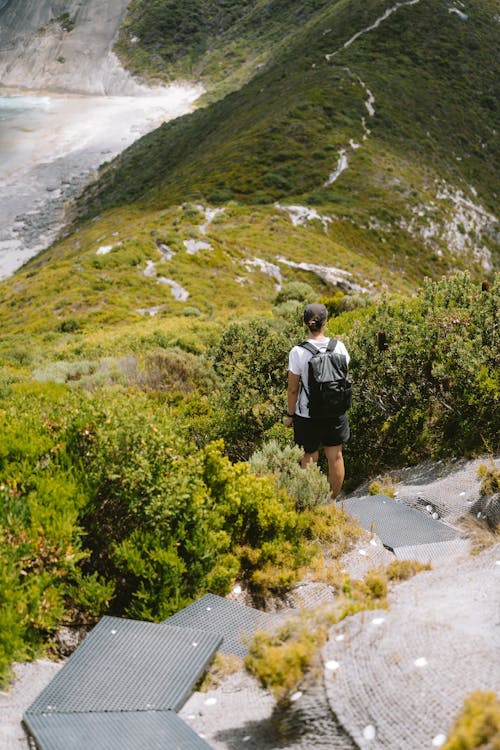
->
xmin=303 ymin=303 xmax=327 ymax=333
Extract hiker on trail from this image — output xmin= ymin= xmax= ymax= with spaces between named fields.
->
xmin=284 ymin=303 xmax=351 ymax=500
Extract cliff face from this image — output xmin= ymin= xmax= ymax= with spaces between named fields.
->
xmin=0 ymin=0 xmax=150 ymax=94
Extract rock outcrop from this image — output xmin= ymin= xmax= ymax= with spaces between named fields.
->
xmin=0 ymin=0 xmax=151 ymax=94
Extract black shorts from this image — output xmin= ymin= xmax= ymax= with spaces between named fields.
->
xmin=293 ymin=413 xmax=350 ymax=454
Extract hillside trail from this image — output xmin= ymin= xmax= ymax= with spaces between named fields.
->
xmin=323 ymin=0 xmax=421 ymax=186
xmin=1 ymin=456 xmax=498 ymax=750
xmin=276 ymin=0 xmax=422 ymax=234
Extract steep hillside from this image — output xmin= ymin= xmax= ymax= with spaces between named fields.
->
xmin=0 ymin=0 xmax=498 ymax=351
xmin=115 ymin=0 xmax=334 ymax=99
xmin=88 ymin=0 xmax=499 ymax=270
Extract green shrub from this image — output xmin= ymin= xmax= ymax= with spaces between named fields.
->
xmin=245 ymin=570 xmax=385 ymax=703
xmin=0 ymin=385 xmax=111 ymax=684
xmin=245 ymin=609 xmax=330 ymax=703
xmin=385 ymin=559 xmax=432 ymax=581
xmin=274 ymin=282 xmax=315 ymax=306
xmin=249 ymin=439 xmax=330 ymax=510
xmin=442 ymin=691 xmax=500 ymax=750
xmin=368 ymin=474 xmax=398 ymax=498
xmin=346 ymin=273 xmax=499 ymax=479
xmin=477 ymin=463 xmax=500 ymax=496
xmin=208 ymin=315 xmax=301 ymax=460
xmin=138 ymin=347 xmax=206 ymax=393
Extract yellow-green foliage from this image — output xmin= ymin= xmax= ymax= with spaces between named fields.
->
xmin=348 ymin=273 xmax=499 ymax=479
xmin=245 ymin=557 xmax=432 ymax=702
xmin=198 ymin=652 xmax=243 ymax=692
xmin=477 ymin=463 xmax=500 ymax=496
xmin=245 ymin=609 xmax=332 ymax=703
xmin=368 ymin=474 xmax=398 ymax=498
xmin=0 ymin=383 xmax=362 ymax=684
xmin=385 ymin=559 xmax=432 ymax=581
xmin=301 ymin=503 xmax=361 ymax=558
xmin=245 ymin=572 xmax=388 ymax=703
xmin=442 ymin=691 xmax=500 ymax=750
xmin=250 ymin=440 xmax=331 ymax=510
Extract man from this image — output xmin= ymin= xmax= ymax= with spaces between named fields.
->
xmin=284 ymin=303 xmax=350 ymax=500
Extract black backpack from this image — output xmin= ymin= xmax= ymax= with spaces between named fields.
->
xmin=299 ymin=339 xmax=352 ymax=419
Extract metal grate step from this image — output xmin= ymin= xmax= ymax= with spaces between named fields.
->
xmin=23 ymin=710 xmax=213 ymax=750
xmin=165 ymin=593 xmax=281 ymax=657
xmin=343 ymin=494 xmax=462 ymax=560
xmin=26 ymin=616 xmax=222 ymax=715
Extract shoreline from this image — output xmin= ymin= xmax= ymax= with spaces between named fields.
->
xmin=0 ymin=82 xmax=203 ymax=280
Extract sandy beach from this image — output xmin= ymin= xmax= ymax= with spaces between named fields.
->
xmin=0 ymin=84 xmax=202 ymax=280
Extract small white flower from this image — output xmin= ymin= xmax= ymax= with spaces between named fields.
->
xmin=432 ymin=734 xmax=446 ymax=747
xmin=363 ymin=724 xmax=376 ymax=740
xmin=325 ymin=660 xmax=340 ymax=671
xmin=414 ymin=657 xmax=428 ymax=667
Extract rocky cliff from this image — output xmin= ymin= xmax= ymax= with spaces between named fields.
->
xmin=0 ymin=0 xmax=152 ymax=94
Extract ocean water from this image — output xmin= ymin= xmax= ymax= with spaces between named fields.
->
xmin=0 ymin=94 xmax=53 ymax=175
xmin=0 ymin=85 xmax=201 ymax=279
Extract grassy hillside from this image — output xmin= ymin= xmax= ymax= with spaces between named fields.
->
xmin=92 ymin=0 xmax=499 ymax=262
xmin=0 ymin=0 xmax=497 ymax=360
xmin=0 ymin=0 xmax=498 ymax=691
xmin=0 ymin=0 xmax=497 ymax=361
xmin=115 ymin=0 xmax=334 ymax=99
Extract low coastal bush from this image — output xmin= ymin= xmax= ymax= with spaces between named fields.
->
xmin=245 ymin=560 xmax=431 ymax=702
xmin=441 ymin=691 xmax=500 ymax=749
xmin=0 ymin=384 xmax=341 ymax=683
xmin=0 ymin=273 xmax=497 ymax=686
xmin=207 ymin=273 xmax=498 ymax=480
xmin=208 ymin=315 xmax=302 ymax=460
xmin=249 ymin=440 xmax=330 ymax=510
xmin=346 ymin=273 xmax=499 ymax=479
xmin=244 ymin=574 xmax=385 ymax=703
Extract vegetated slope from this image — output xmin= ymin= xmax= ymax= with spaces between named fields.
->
xmin=2 ymin=0 xmax=498 ymax=349
xmin=115 ymin=0 xmax=334 ymax=98
xmin=86 ymin=0 xmax=499 ymax=273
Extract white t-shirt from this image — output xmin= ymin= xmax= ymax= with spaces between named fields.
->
xmin=288 ymin=337 xmax=350 ymax=418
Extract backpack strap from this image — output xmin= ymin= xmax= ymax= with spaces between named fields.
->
xmin=299 ymin=339 xmax=338 ymax=354
xmin=298 ymin=341 xmax=317 ymax=355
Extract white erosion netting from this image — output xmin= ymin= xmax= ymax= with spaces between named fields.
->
xmin=180 ymin=544 xmax=500 ymax=749
xmin=392 ymin=456 xmax=499 ymax=526
xmin=323 ymin=544 xmax=500 ymax=749
xmin=180 ymin=458 xmax=499 ymax=749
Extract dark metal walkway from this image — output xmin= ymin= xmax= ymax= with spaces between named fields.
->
xmin=24 ymin=597 xmax=281 ymax=749
xmin=343 ymin=493 xmax=467 ymax=562
xmin=23 ymin=711 xmax=212 ymax=750
xmin=165 ymin=593 xmax=281 ymax=657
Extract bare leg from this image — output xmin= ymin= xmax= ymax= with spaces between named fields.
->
xmin=324 ymin=444 xmax=345 ymax=500
xmin=301 ymin=450 xmax=319 ymax=469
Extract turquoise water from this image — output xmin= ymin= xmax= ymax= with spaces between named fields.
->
xmin=0 ymin=94 xmax=52 ymax=173
xmin=0 ymin=94 xmax=51 ymax=124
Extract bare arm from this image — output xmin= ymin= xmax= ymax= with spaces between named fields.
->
xmin=285 ymin=371 xmax=300 ymax=427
